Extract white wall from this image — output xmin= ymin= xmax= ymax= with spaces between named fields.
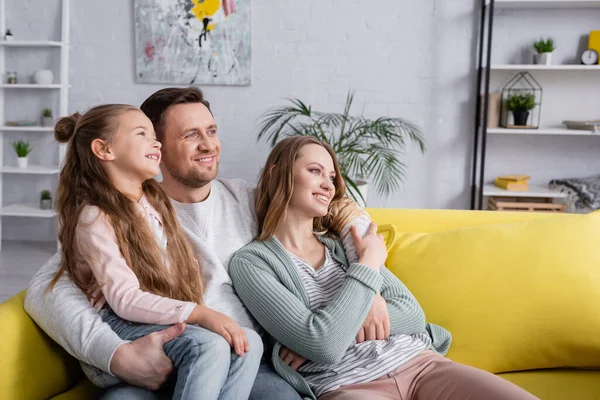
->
xmin=2 ymin=0 xmax=599 ymax=241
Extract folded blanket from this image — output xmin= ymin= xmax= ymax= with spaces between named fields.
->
xmin=549 ymin=175 xmax=600 ymax=211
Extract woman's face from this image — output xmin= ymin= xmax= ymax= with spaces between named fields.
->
xmin=287 ymin=144 xmax=337 ymax=218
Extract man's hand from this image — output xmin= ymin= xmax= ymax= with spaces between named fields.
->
xmin=355 ymin=295 xmax=390 ymax=343
xmin=110 ymin=323 xmax=185 ymax=390
xmin=279 ymin=346 xmax=307 ymax=371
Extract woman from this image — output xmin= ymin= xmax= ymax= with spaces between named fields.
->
xmin=229 ymin=136 xmax=538 ymax=400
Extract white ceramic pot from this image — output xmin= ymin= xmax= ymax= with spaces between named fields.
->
xmin=41 ymin=116 xmax=54 ymax=127
xmin=17 ymin=157 xmax=28 ymax=168
xmin=355 ymin=179 xmax=369 ymax=208
xmin=33 ymin=69 xmax=54 ymax=85
xmin=533 ymin=52 xmax=552 ymax=65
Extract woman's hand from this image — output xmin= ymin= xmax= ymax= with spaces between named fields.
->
xmin=279 ymin=346 xmax=307 ymax=370
xmin=355 ymin=294 xmax=391 ymax=343
xmin=351 ymin=222 xmax=388 ymax=271
xmin=188 ymin=306 xmax=249 ymax=357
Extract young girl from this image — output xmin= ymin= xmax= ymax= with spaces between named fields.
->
xmin=230 ymin=136 xmax=539 ymax=400
xmin=48 ymin=104 xmax=262 ymax=400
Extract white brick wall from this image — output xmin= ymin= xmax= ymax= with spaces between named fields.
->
xmin=2 ymin=0 xmax=599 ymax=241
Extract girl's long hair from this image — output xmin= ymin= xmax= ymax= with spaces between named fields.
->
xmin=255 ymin=136 xmax=366 ymax=240
xmin=47 ymin=104 xmax=203 ymax=304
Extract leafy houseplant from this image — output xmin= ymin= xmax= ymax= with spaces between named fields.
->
xmin=533 ymin=37 xmax=555 ymax=65
xmin=256 ymin=91 xmax=425 ymax=205
xmin=506 ymin=92 xmax=536 ymax=126
xmin=40 ymin=190 xmax=52 ymax=210
xmin=41 ymin=108 xmax=54 ymax=127
xmin=12 ymin=140 xmax=32 ymax=168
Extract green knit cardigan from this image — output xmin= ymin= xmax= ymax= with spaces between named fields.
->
xmin=229 ymin=234 xmax=452 ymax=400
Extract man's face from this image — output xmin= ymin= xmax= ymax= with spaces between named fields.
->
xmin=160 ymin=102 xmax=221 ymax=188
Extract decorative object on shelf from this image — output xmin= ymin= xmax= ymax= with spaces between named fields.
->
xmin=562 ymin=120 xmax=600 ymax=133
xmin=500 ymin=72 xmax=542 ymax=129
xmin=589 ymin=30 xmax=600 ymax=64
xmin=480 ymin=92 xmax=501 ymax=128
xmin=580 ymin=49 xmax=599 ymax=65
xmin=12 ymin=140 xmax=32 ymax=168
xmin=533 ymin=37 xmax=555 ymax=65
xmin=6 ymin=71 xmax=17 ymax=84
xmin=41 ymin=108 xmax=54 ymax=127
xmin=488 ymin=196 xmax=565 ymax=213
xmin=494 ymin=174 xmax=530 ymax=191
xmin=134 ymin=0 xmax=250 ymax=86
xmin=255 ymin=90 xmax=426 ymax=206
xmin=40 ymin=190 xmax=52 ymax=210
xmin=5 ymin=120 xmax=37 ymax=126
xmin=4 ymin=29 xmax=13 ymax=41
xmin=549 ymin=174 xmax=600 ymax=213
xmin=32 ymin=69 xmax=54 ymax=85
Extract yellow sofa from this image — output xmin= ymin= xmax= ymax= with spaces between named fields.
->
xmin=1 ymin=208 xmax=600 ymax=399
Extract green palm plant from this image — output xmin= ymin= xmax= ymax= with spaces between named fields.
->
xmin=256 ymin=91 xmax=426 ymax=203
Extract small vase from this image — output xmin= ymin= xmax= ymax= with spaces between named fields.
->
xmin=40 ymin=199 xmax=53 ymax=210
xmin=533 ymin=52 xmax=552 ymax=65
xmin=17 ymin=157 xmax=28 ymax=168
xmin=41 ymin=116 xmax=54 ymax=127
xmin=513 ymin=111 xmax=530 ymax=126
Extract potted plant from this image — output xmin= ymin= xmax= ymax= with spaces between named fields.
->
xmin=255 ymin=91 xmax=425 ymax=206
xmin=12 ymin=140 xmax=32 ymax=168
xmin=41 ymin=108 xmax=54 ymax=127
xmin=506 ymin=92 xmax=536 ymax=126
xmin=40 ymin=190 xmax=52 ymax=210
xmin=533 ymin=37 xmax=556 ymax=65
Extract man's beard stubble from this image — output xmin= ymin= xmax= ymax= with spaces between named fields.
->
xmin=162 ymin=158 xmax=218 ymax=189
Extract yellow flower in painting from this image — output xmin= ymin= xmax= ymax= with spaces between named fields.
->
xmin=191 ymin=0 xmax=220 ymax=30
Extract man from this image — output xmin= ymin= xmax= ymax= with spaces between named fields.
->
xmin=25 ymin=87 xmax=388 ymax=399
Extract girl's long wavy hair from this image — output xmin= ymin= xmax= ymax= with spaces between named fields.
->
xmin=255 ymin=136 xmax=366 ymax=240
xmin=47 ymin=104 xmax=204 ymax=304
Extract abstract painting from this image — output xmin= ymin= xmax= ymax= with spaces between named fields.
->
xmin=134 ymin=0 xmax=250 ymax=85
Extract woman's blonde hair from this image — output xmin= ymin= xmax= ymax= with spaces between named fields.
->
xmin=47 ymin=104 xmax=204 ymax=305
xmin=255 ymin=136 xmax=366 ymax=240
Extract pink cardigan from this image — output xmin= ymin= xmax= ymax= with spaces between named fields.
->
xmin=75 ymin=197 xmax=196 ymax=325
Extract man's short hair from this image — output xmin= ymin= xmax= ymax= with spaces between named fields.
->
xmin=140 ymin=86 xmax=211 ymax=142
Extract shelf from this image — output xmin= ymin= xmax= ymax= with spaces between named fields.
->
xmin=487 ymin=127 xmax=598 ymax=135
xmin=0 ymin=165 xmax=60 ymax=174
xmin=489 ymin=64 xmax=600 ymax=71
xmin=483 ymin=184 xmax=567 ymax=198
xmin=0 ymin=203 xmax=56 ymax=218
xmin=0 ymin=84 xmax=63 ymax=89
xmin=0 ymin=40 xmax=63 ymax=47
xmin=0 ymin=126 xmax=53 ymax=132
xmin=489 ymin=0 xmax=600 ymax=8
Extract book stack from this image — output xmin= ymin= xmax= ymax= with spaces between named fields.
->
xmin=494 ymin=175 xmax=530 ymax=191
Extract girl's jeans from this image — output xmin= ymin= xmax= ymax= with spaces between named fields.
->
xmin=100 ymin=306 xmax=263 ymax=400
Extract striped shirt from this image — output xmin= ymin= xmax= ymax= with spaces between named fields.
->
xmin=288 ymin=247 xmax=431 ymax=397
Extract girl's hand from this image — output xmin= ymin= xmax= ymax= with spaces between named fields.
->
xmin=351 ymin=222 xmax=387 ymax=271
xmin=189 ymin=306 xmax=249 ymax=357
xmin=279 ymin=346 xmax=307 ymax=371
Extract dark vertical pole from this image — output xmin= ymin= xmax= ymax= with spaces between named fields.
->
xmin=478 ymin=0 xmax=495 ymax=210
xmin=470 ymin=0 xmax=487 ymax=210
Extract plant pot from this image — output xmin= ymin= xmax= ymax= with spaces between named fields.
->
xmin=355 ymin=179 xmax=369 ymax=208
xmin=512 ymin=111 xmax=530 ymax=126
xmin=533 ymin=52 xmax=552 ymax=65
xmin=17 ymin=157 xmax=28 ymax=168
xmin=33 ymin=69 xmax=54 ymax=85
xmin=41 ymin=116 xmax=54 ymax=127
xmin=40 ymin=199 xmax=53 ymax=210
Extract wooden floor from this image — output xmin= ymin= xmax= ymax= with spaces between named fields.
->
xmin=0 ymin=241 xmax=57 ymax=302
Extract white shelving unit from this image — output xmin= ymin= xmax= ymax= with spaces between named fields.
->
xmin=0 ymin=0 xmax=69 ymax=250
xmin=472 ymin=0 xmax=600 ymax=210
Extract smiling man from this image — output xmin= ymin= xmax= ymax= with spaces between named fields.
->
xmin=23 ymin=87 xmax=302 ymax=400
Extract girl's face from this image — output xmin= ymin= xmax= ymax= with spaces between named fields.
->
xmin=287 ymin=144 xmax=337 ymax=218
xmin=109 ymin=110 xmax=162 ymax=181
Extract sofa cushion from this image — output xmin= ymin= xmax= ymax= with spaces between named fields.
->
xmin=385 ymin=212 xmax=600 ymax=374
